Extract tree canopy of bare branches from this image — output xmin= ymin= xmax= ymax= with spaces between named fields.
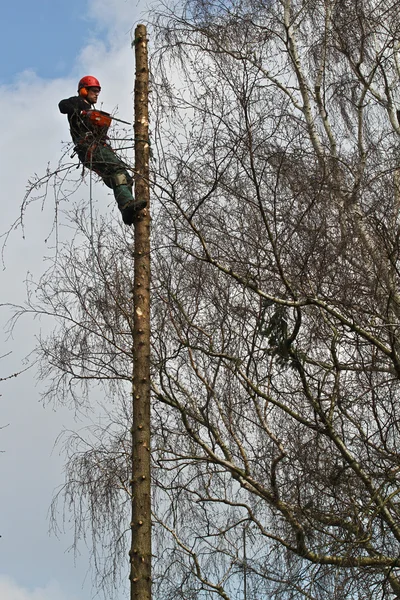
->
xmin=148 ymin=0 xmax=400 ymax=597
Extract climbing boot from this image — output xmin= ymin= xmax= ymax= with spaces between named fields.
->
xmin=114 ymin=184 xmax=147 ymax=225
xmin=120 ymin=198 xmax=147 ymax=225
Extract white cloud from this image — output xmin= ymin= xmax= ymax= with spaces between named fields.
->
xmin=87 ymin=0 xmax=148 ymax=38
xmin=0 ymin=576 xmax=80 ymax=600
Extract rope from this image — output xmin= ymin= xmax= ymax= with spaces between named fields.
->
xmin=88 ymin=150 xmax=97 ymax=282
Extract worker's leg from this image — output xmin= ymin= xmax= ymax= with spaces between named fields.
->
xmin=78 ymin=144 xmax=146 ymax=223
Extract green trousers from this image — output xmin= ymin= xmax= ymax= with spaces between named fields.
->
xmin=77 ymin=142 xmax=134 ymax=209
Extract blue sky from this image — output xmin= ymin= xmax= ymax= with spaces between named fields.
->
xmin=0 ymin=1 xmax=147 ymax=598
xmin=1 ymin=2 xmax=101 ymax=83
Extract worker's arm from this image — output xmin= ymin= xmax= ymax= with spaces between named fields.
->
xmin=59 ymin=96 xmax=89 ymax=115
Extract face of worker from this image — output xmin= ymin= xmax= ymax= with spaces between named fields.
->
xmin=86 ymin=87 xmax=100 ymax=104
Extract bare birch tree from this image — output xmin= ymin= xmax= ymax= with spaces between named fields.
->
xmin=147 ymin=0 xmax=400 ymax=597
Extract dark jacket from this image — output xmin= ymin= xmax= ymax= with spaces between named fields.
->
xmin=58 ymin=96 xmax=97 ymax=145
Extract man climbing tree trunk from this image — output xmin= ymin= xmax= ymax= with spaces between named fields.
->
xmin=59 ymin=76 xmax=147 ymax=225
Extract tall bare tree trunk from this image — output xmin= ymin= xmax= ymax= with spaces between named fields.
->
xmin=130 ymin=23 xmax=152 ymax=600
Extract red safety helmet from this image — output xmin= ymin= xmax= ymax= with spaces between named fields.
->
xmin=78 ymin=76 xmax=101 ymax=96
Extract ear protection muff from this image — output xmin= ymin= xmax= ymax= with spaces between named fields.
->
xmin=79 ymin=87 xmax=88 ymax=97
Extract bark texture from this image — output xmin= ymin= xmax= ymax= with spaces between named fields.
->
xmin=130 ymin=23 xmax=152 ymax=600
